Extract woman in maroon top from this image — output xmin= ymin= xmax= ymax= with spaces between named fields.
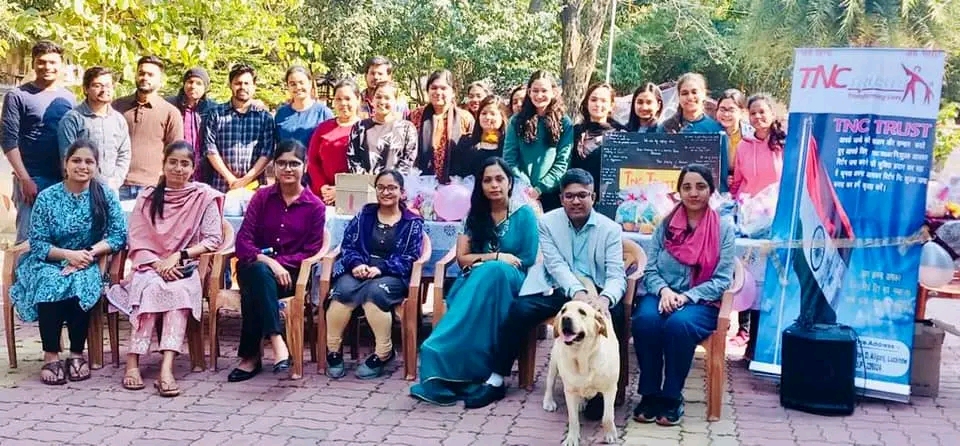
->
xmin=229 ymin=140 xmax=326 ymax=382
xmin=307 ymin=79 xmax=362 ymax=204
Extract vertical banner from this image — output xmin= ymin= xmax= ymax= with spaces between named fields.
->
xmin=750 ymin=48 xmax=945 ymax=401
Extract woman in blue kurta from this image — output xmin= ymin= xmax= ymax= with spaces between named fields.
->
xmin=274 ymin=66 xmax=333 ymax=148
xmin=656 ymin=73 xmax=730 ymax=193
xmin=410 ymin=157 xmax=539 ymax=406
xmin=11 ymin=139 xmax=127 ymax=385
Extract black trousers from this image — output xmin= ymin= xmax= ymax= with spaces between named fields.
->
xmin=237 ymin=261 xmax=297 ymax=360
xmin=37 ymin=298 xmax=90 ymax=354
xmin=491 ymin=289 xmax=626 ymax=377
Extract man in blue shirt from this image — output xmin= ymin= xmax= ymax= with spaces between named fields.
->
xmin=1 ymin=40 xmax=76 ymax=242
xmin=203 ymin=64 xmax=276 ymax=193
xmin=467 ymin=168 xmax=627 ymax=419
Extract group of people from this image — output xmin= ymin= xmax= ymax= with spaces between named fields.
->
xmin=2 ymin=39 xmax=784 ymax=425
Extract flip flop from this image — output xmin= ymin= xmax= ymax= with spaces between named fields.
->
xmin=122 ymin=369 xmax=146 ymax=390
xmin=154 ymin=379 xmax=181 ymax=398
xmin=65 ymin=357 xmax=91 ymax=382
xmin=40 ymin=360 xmax=67 ymax=386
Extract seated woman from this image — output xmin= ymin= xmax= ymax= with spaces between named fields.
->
xmin=631 ymin=164 xmax=735 ymax=426
xmin=410 ymin=157 xmax=539 ymax=406
xmin=11 ymin=139 xmax=127 ymax=385
xmin=325 ymin=170 xmax=424 ymax=379
xmin=229 ymin=140 xmax=326 ymax=382
xmin=107 ymin=141 xmax=224 ymax=396
xmin=346 ymin=81 xmax=418 ymax=176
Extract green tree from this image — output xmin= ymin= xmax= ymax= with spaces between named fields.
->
xmin=734 ymin=0 xmax=960 ymax=99
xmin=9 ymin=0 xmax=321 ymax=105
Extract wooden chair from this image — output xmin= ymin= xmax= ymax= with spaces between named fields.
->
xmin=431 ymin=237 xmax=645 ymax=406
xmin=207 ymin=228 xmax=331 ymax=379
xmin=3 ymin=242 xmax=109 ymax=369
xmin=105 ymin=220 xmax=236 ymax=371
xmin=623 ymin=256 xmax=743 ymax=421
xmin=316 ymin=233 xmax=432 ymax=380
xmin=915 ymin=271 xmax=960 ymax=320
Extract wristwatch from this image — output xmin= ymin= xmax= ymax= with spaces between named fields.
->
xmin=179 ymin=249 xmax=189 ymax=265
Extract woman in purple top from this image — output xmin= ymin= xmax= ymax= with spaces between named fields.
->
xmin=229 ymin=140 xmax=326 ymax=382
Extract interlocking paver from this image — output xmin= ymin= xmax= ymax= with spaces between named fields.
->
xmin=2 ymin=274 xmax=959 ymax=446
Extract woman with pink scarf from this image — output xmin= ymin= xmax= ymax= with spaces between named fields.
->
xmin=630 ymin=164 xmax=735 ymax=426
xmin=108 ymin=141 xmax=224 ymax=397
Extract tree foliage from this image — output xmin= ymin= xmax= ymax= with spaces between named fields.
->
xmin=8 ymin=0 xmax=321 ymax=105
xmin=300 ymin=0 xmax=561 ymax=103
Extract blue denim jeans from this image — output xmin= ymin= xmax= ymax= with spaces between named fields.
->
xmin=632 ymin=294 xmax=719 ymax=399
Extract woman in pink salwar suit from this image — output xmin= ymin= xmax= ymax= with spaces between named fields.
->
xmin=108 ymin=141 xmax=224 ymax=397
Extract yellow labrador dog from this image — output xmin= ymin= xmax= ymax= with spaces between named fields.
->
xmin=542 ymin=300 xmax=619 ymax=446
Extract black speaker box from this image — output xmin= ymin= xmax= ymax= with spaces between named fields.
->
xmin=780 ymin=323 xmax=857 ymax=415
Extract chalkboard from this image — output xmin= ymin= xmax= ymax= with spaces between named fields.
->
xmin=598 ymin=132 xmax=722 ymax=219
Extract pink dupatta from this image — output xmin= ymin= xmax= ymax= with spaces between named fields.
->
xmin=128 ymin=182 xmax=224 ymax=268
xmin=663 ymin=204 xmax=721 ymax=286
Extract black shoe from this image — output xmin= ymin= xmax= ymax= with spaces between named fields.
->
xmin=583 ymin=394 xmax=604 ymax=421
xmin=656 ymin=397 xmax=684 ymax=426
xmin=326 ymin=352 xmax=346 ymax=379
xmin=273 ymin=357 xmax=292 ymax=374
xmin=632 ymin=395 xmax=661 ymax=423
xmin=463 ymin=384 xmax=506 ymax=409
xmin=227 ymin=362 xmax=262 ymax=383
xmin=356 ymin=351 xmax=395 ymax=379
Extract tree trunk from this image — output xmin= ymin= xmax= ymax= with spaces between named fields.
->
xmin=560 ymin=0 xmax=611 ymax=119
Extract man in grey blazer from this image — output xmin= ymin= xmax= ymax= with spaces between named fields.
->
xmin=466 ymin=168 xmax=627 ymax=419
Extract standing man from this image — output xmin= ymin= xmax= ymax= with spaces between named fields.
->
xmin=1 ymin=40 xmax=76 ymax=242
xmin=359 ymin=56 xmax=409 ymax=119
xmin=113 ymin=55 xmax=183 ymax=200
xmin=167 ymin=67 xmax=213 ymax=182
xmin=204 ymin=64 xmax=276 ymax=193
xmin=466 ymin=168 xmax=627 ymax=420
xmin=58 ymin=66 xmax=131 ymax=193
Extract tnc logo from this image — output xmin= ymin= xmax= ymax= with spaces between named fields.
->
xmin=798 ymin=65 xmax=852 ymax=89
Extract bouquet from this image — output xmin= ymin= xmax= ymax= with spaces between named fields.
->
xmin=737 ymin=184 xmax=779 ymax=239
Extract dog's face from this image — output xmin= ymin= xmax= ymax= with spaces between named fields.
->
xmin=553 ymin=300 xmax=608 ymax=346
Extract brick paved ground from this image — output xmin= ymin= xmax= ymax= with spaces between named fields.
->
xmin=1 ymin=297 xmax=958 ymax=445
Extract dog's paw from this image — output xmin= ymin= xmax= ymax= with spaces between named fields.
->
xmin=602 ymin=427 xmax=619 ymax=444
xmin=561 ymin=434 xmax=580 ymax=446
xmin=542 ymin=398 xmax=557 ymax=412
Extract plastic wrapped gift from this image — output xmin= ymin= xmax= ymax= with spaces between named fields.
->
xmin=737 ymin=183 xmax=779 ymax=239
xmin=926 ymin=179 xmax=951 ymax=218
xmin=224 ymin=187 xmax=256 ymax=217
xmin=406 ymin=174 xmax=439 ymax=221
xmin=615 ymin=182 xmax=675 ymax=234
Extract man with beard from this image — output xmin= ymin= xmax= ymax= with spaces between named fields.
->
xmin=113 ymin=55 xmax=183 ymax=200
xmin=203 ymin=63 xmax=276 ymax=193
xmin=58 ymin=66 xmax=131 ymax=193
xmin=167 ymin=67 xmax=213 ymax=182
xmin=1 ymin=40 xmax=76 ymax=242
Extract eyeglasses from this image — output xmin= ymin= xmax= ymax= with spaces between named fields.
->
xmin=275 ymin=160 xmax=303 ymax=170
xmin=562 ymin=192 xmax=592 ymax=201
xmin=376 ymin=185 xmax=400 ymax=193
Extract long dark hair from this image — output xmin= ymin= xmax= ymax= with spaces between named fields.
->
xmin=465 ymin=157 xmax=514 ymax=253
xmin=626 ymin=82 xmax=663 ymax=131
xmin=747 ymin=93 xmax=787 ymax=152
xmin=374 ymin=169 xmax=407 ymax=209
xmin=64 ymin=140 xmax=109 ymax=239
xmin=148 ymin=140 xmax=195 ymax=224
xmin=516 ymin=70 xmax=565 ymax=145
xmin=661 ymin=73 xmax=708 ymax=134
xmin=578 ymin=82 xmax=616 ymax=124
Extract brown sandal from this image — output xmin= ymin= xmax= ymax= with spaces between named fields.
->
xmin=40 ymin=361 xmax=67 ymax=386
xmin=122 ymin=368 xmax=145 ymax=390
xmin=65 ymin=357 xmax=91 ymax=382
xmin=154 ymin=379 xmax=181 ymax=397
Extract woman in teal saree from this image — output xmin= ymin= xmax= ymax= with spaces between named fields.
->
xmin=410 ymin=157 xmax=539 ymax=405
